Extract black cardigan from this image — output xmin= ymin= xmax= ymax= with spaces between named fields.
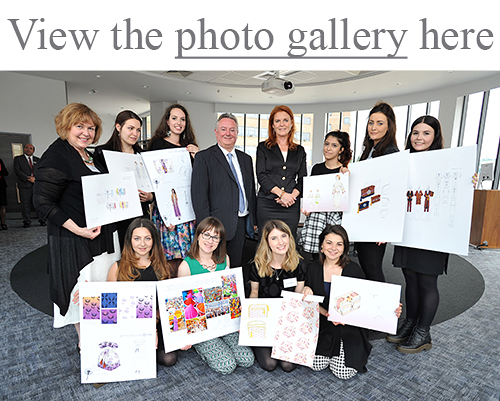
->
xmin=34 ymin=138 xmax=116 ymax=315
xmin=305 ymin=260 xmax=372 ymax=373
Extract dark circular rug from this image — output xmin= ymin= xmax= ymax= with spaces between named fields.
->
xmin=10 ymin=244 xmax=485 ymax=334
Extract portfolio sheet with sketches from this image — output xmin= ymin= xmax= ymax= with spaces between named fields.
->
xmin=303 ymin=173 xmax=349 ymax=212
xmin=140 ymin=148 xmax=195 ymax=226
xmin=270 ymin=291 xmax=323 ymax=368
xmin=238 ymin=298 xmax=282 ymax=347
xmin=157 ymin=268 xmax=244 ymax=352
xmin=342 ymin=151 xmax=410 ymax=242
xmin=327 ymin=275 xmax=401 ymax=334
xmin=394 ymin=146 xmax=476 ymax=256
xmin=82 ymin=171 xmax=143 ymax=227
xmin=103 ymin=150 xmax=154 ymax=192
xmin=79 ymin=281 xmax=157 ymax=384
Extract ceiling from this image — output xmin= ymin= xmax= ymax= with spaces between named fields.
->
xmin=16 ymin=70 xmax=499 ymax=118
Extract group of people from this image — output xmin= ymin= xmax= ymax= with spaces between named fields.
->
xmin=29 ymin=99 xmax=470 ymax=381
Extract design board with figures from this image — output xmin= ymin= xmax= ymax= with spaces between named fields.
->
xmin=394 ymin=145 xmax=476 ymax=255
xmin=140 ymin=148 xmax=195 ymax=226
xmin=302 ymin=173 xmax=349 ymax=212
xmin=82 ymin=171 xmax=143 ymax=227
xmin=79 ymin=281 xmax=157 ymax=384
xmin=157 ymin=268 xmax=245 ymax=352
xmin=103 ymin=150 xmax=154 ymax=192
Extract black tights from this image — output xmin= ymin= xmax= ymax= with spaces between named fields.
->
xmin=402 ymin=268 xmax=439 ymax=327
xmin=253 ymin=347 xmax=297 ymax=372
xmin=157 ymin=350 xmax=178 ymax=366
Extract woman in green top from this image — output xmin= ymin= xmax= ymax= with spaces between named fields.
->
xmin=177 ymin=217 xmax=254 ymax=374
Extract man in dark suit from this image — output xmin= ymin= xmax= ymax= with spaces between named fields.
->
xmin=14 ymin=143 xmax=46 ymax=227
xmin=191 ymin=113 xmax=256 ymax=268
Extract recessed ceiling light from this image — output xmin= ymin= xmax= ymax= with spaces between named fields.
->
xmin=395 ymin=82 xmax=401 ymax=86
xmin=142 ymin=85 xmax=149 ymax=89
xmin=96 ymin=74 xmax=102 ymax=79
xmin=88 ymin=89 xmax=96 ymax=94
xmin=185 ymin=91 xmax=191 ymax=95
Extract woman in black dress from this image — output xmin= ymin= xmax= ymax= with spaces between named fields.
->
xmin=93 ymin=110 xmax=153 ymax=248
xmin=249 ymin=219 xmax=305 ymax=372
xmin=34 ymin=103 xmax=119 ymax=347
xmin=256 ymin=105 xmax=307 ymax=239
xmin=355 ymin=101 xmax=399 ymax=282
xmin=107 ymin=218 xmax=178 ymax=365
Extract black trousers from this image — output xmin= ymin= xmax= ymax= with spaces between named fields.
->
xmin=226 ymin=216 xmax=246 ymax=268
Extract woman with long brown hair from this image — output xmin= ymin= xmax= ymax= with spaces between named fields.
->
xmin=107 ymin=218 xmax=178 ymax=366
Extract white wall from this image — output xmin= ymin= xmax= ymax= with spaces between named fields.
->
xmin=0 ymin=72 xmax=67 ymax=154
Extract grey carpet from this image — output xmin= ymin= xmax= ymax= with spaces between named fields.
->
xmin=2 ymin=220 xmax=499 ymax=400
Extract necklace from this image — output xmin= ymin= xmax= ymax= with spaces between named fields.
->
xmin=198 ymin=259 xmax=216 ymax=272
xmin=82 ymin=151 xmax=94 ymax=164
xmin=272 ymin=266 xmax=284 ymax=280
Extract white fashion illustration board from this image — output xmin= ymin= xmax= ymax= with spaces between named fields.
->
xmin=82 ymin=171 xmax=143 ymax=228
xmin=238 ymin=298 xmax=282 ymax=347
xmin=271 ymin=291 xmax=323 ymax=368
xmin=302 ymin=172 xmax=349 ymax=212
xmin=157 ymin=267 xmax=245 ymax=352
xmin=79 ymin=281 xmax=157 ymax=384
xmin=394 ymin=145 xmax=477 ymax=256
xmin=327 ymin=275 xmax=401 ymax=334
xmin=103 ymin=150 xmax=154 ymax=192
xmin=342 ymin=151 xmax=410 ymax=242
xmin=140 ymin=148 xmax=195 ymax=226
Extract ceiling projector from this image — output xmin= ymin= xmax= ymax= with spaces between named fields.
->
xmin=261 ymin=77 xmax=295 ymax=96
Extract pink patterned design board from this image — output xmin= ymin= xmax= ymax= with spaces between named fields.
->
xmin=271 ymin=291 xmax=323 ymax=368
xmin=79 ymin=281 xmax=157 ymax=384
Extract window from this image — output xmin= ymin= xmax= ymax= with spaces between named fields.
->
xmin=478 ymin=88 xmax=500 ymax=189
xmin=461 ymin=91 xmax=484 ymax=147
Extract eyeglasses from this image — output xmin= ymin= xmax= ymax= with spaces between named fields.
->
xmin=201 ymin=232 xmax=221 ymax=242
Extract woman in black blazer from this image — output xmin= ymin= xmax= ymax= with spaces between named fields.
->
xmin=256 ymin=105 xmax=307 ymax=239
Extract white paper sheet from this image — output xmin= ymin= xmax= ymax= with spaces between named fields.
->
xmin=303 ymin=172 xmax=349 ymax=212
xmin=140 ymin=148 xmax=195 ymax=226
xmin=327 ymin=275 xmax=401 ymax=334
xmin=79 ymin=281 xmax=157 ymax=384
xmin=103 ymin=150 xmax=154 ymax=192
xmin=342 ymin=151 xmax=410 ymax=242
xmin=157 ymin=267 xmax=245 ymax=352
xmin=82 ymin=171 xmax=143 ymax=227
xmin=394 ymin=146 xmax=476 ymax=255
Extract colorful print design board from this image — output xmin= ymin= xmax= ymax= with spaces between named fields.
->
xmin=157 ymin=267 xmax=244 ymax=352
xmin=79 ymin=281 xmax=157 ymax=384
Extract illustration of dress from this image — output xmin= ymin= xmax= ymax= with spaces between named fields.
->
xmin=332 ymin=176 xmax=346 ymax=210
xmin=171 ymin=189 xmax=181 ymax=220
xmin=406 ymin=190 xmax=414 ymax=212
xmin=424 ymin=190 xmax=434 ymax=212
xmin=97 ymin=341 xmax=120 ymax=371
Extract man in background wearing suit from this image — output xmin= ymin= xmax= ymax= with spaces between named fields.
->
xmin=14 ymin=143 xmax=46 ymax=228
xmin=191 ymin=113 xmax=256 ymax=268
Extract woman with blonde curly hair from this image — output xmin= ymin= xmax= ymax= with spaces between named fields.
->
xmin=249 ymin=219 xmax=305 ymax=372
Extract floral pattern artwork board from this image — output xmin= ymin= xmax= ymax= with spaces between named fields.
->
xmin=271 ymin=291 xmax=323 ymax=368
